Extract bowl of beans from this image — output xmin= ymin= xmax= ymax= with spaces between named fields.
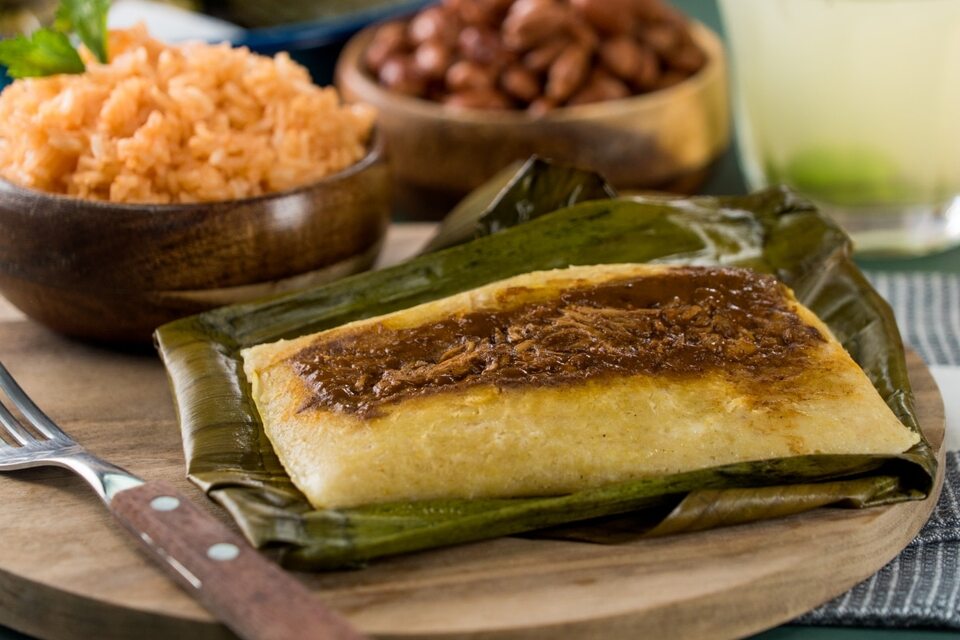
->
xmin=336 ymin=0 xmax=729 ymax=217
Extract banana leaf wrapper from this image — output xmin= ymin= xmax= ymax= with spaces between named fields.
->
xmin=155 ymin=163 xmax=936 ymax=570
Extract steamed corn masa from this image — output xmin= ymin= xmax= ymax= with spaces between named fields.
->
xmin=242 ymin=264 xmax=919 ymax=509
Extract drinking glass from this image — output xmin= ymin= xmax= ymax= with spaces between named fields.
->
xmin=718 ymin=0 xmax=960 ymax=256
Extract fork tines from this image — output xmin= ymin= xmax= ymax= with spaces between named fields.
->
xmin=0 ymin=361 xmax=72 ymax=449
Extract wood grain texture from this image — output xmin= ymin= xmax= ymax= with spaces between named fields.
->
xmin=0 ymin=314 xmax=945 ymax=640
xmin=0 ymin=140 xmax=390 ymax=342
xmin=336 ymin=22 xmax=729 ymax=218
xmin=110 ymin=481 xmax=366 ymax=640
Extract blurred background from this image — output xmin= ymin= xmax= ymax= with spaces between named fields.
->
xmin=2 ymin=0 xmax=958 ymax=268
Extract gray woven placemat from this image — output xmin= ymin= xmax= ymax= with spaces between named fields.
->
xmin=798 ymin=271 xmax=960 ymax=628
xmin=869 ymin=272 xmax=960 ymax=367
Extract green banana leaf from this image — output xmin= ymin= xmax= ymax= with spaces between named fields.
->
xmin=422 ymin=157 xmax=617 ymax=253
xmin=155 ymin=164 xmax=936 ymax=570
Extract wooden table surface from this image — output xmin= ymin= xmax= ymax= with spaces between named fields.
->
xmin=0 ymin=223 xmax=947 ymax=640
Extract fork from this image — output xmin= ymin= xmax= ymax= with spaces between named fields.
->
xmin=0 ymin=361 xmax=366 ymax=640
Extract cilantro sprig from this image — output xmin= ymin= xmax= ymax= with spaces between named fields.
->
xmin=0 ymin=0 xmax=110 ymax=79
xmin=0 ymin=30 xmax=84 ymax=78
xmin=56 ymin=0 xmax=110 ymax=64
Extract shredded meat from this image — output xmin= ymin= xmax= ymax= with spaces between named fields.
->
xmin=290 ymin=267 xmax=824 ymax=417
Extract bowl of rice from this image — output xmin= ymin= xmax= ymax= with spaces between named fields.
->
xmin=0 ymin=26 xmax=390 ymax=342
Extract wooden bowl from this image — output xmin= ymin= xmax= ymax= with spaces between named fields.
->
xmin=336 ymin=22 xmax=730 ymax=218
xmin=0 ymin=140 xmax=390 ymax=343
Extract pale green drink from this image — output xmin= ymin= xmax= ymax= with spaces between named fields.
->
xmin=719 ymin=0 xmax=960 ymax=255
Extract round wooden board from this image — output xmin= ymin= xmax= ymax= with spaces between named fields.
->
xmin=0 ymin=318 xmax=945 ymax=640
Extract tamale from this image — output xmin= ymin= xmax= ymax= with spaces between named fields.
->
xmin=242 ymin=263 xmax=918 ymax=510
xmin=158 ymin=180 xmax=935 ymax=570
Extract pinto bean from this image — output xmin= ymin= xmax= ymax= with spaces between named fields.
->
xmin=567 ymin=69 xmax=630 ymax=105
xmin=364 ymin=21 xmax=408 ymax=72
xmin=545 ymin=44 xmax=590 ymax=102
xmin=631 ymin=45 xmax=661 ymax=90
xmin=366 ymin=0 xmax=706 ymax=110
xmin=448 ymin=0 xmax=514 ymax=25
xmin=500 ymin=64 xmax=541 ymax=102
xmin=567 ymin=19 xmax=598 ymax=52
xmin=413 ymin=40 xmax=454 ymax=79
xmin=631 ymin=0 xmax=686 ymax=24
xmin=666 ymin=42 xmax=707 ymax=74
xmin=569 ymin=0 xmax=636 ymax=34
xmin=641 ymin=23 xmax=682 ymax=55
xmin=378 ymin=56 xmax=426 ymax=96
xmin=408 ymin=6 xmax=458 ymax=46
xmin=502 ymin=0 xmax=571 ymax=51
xmin=446 ymin=59 xmax=497 ymax=92
xmin=527 ymin=96 xmax=558 ymax=116
xmin=521 ymin=37 xmax=569 ymax=73
xmin=598 ymin=36 xmax=646 ymax=81
xmin=458 ymin=26 xmax=511 ymax=67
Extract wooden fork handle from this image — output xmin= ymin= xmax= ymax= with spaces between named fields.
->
xmin=109 ymin=481 xmax=366 ymax=640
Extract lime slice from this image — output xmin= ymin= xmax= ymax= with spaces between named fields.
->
xmin=768 ymin=148 xmax=918 ymax=205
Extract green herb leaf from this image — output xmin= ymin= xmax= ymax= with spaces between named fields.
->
xmin=0 ymin=30 xmax=85 ymax=78
xmin=56 ymin=0 xmax=110 ymax=64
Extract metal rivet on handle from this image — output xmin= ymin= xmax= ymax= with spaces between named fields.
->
xmin=207 ymin=542 xmax=240 ymax=561
xmin=150 ymin=496 xmax=180 ymax=512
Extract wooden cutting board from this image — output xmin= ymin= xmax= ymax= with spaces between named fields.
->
xmin=0 ymin=228 xmax=946 ymax=640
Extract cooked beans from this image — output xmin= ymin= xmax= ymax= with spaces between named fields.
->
xmin=363 ymin=0 xmax=706 ymax=112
